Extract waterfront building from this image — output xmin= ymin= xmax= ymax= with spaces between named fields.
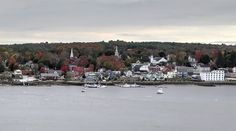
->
xmin=196 ymin=64 xmax=211 ymax=73
xmin=13 ymin=70 xmax=23 ymax=79
xmin=200 ymin=70 xmax=225 ymax=81
xmin=233 ymin=67 xmax=236 ymax=73
xmin=165 ymin=71 xmax=177 ymax=79
xmin=85 ymin=72 xmax=100 ymax=83
xmin=175 ymin=66 xmax=195 ymax=78
xmin=40 ymin=71 xmax=60 ymax=80
xmin=139 ymin=64 xmax=150 ymax=72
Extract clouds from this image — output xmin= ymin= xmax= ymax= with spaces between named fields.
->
xmin=0 ymin=0 xmax=236 ymax=43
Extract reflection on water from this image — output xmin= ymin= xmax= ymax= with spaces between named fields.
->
xmin=0 ymin=85 xmax=235 ymax=131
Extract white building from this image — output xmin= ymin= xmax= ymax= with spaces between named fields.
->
xmin=149 ymin=55 xmax=167 ymax=65
xmin=233 ymin=67 xmax=236 ymax=73
xmin=195 ymin=65 xmax=211 ymax=74
xmin=200 ymin=70 xmax=225 ymax=81
xmin=165 ymin=71 xmax=177 ymax=79
xmin=115 ymin=46 xmax=121 ymax=58
xmin=70 ymin=48 xmax=74 ymax=58
xmin=139 ymin=64 xmax=150 ymax=72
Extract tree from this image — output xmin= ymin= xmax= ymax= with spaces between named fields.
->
xmin=158 ymin=52 xmax=166 ymax=57
xmin=216 ymin=53 xmax=225 ymax=68
xmin=195 ymin=50 xmax=202 ymax=62
xmin=96 ymin=55 xmax=125 ymax=70
xmin=0 ymin=63 xmax=5 ymax=73
xmin=105 ymin=50 xmax=114 ymax=56
xmin=199 ymin=55 xmax=210 ymax=65
xmin=176 ymin=51 xmax=187 ymax=66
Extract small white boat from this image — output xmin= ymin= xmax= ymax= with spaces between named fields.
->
xmin=81 ymin=89 xmax=86 ymax=92
xmin=84 ymin=84 xmax=99 ymax=88
xmin=121 ymin=83 xmax=141 ymax=88
xmin=98 ymin=85 xmax=107 ymax=88
xmin=157 ymin=88 xmax=164 ymax=94
xmin=81 ymin=87 xmax=87 ymax=92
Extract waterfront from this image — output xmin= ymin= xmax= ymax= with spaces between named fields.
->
xmin=0 ymin=85 xmax=235 ymax=131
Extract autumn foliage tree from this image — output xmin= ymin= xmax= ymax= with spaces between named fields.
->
xmin=195 ymin=50 xmax=202 ymax=62
xmin=96 ymin=55 xmax=125 ymax=71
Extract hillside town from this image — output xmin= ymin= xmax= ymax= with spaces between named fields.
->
xmin=0 ymin=45 xmax=236 ymax=86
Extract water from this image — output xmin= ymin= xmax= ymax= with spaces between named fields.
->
xmin=0 ymin=85 xmax=235 ymax=131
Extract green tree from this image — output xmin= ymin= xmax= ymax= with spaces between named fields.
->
xmin=0 ymin=63 xmax=5 ymax=73
xmin=216 ymin=53 xmax=225 ymax=68
xmin=199 ymin=55 xmax=210 ymax=65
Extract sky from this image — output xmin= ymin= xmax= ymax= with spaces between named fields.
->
xmin=0 ymin=0 xmax=236 ymax=44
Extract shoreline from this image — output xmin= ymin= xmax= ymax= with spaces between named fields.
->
xmin=1 ymin=80 xmax=236 ymax=87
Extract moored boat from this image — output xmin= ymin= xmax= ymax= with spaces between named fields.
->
xmin=157 ymin=88 xmax=164 ymax=94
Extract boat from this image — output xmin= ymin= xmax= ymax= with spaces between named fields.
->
xmin=121 ymin=83 xmax=141 ymax=88
xmin=81 ymin=88 xmax=87 ymax=92
xmin=157 ymin=88 xmax=164 ymax=94
xmin=84 ymin=84 xmax=99 ymax=88
xmin=98 ymin=85 xmax=107 ymax=88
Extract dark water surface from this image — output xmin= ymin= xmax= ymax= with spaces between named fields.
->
xmin=0 ymin=85 xmax=235 ymax=131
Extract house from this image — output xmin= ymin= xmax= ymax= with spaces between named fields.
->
xmin=188 ymin=56 xmax=197 ymax=67
xmin=196 ymin=64 xmax=211 ymax=73
xmin=149 ymin=55 xmax=168 ymax=65
xmin=40 ymin=71 xmax=60 ymax=80
xmin=131 ymin=60 xmax=142 ymax=72
xmin=148 ymin=65 xmax=161 ymax=73
xmin=232 ymin=67 xmax=236 ymax=73
xmin=165 ymin=71 xmax=177 ymax=79
xmin=13 ymin=70 xmax=23 ymax=79
xmin=176 ymin=66 xmax=195 ymax=78
xmin=139 ymin=64 xmax=149 ymax=72
xmin=143 ymin=72 xmax=164 ymax=81
xmin=85 ymin=72 xmax=99 ymax=83
xmin=124 ymin=70 xmax=133 ymax=77
xmin=200 ymin=70 xmax=225 ymax=81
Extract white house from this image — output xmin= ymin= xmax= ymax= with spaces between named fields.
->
xmin=200 ymin=70 xmax=225 ymax=81
xmin=13 ymin=70 xmax=22 ymax=75
xmin=233 ymin=67 xmax=236 ymax=73
xmin=188 ymin=56 xmax=197 ymax=67
xmin=165 ymin=71 xmax=177 ymax=79
xmin=149 ymin=55 xmax=168 ymax=65
xmin=196 ymin=65 xmax=211 ymax=74
xmin=139 ymin=65 xmax=150 ymax=72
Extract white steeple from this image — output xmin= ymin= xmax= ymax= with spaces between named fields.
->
xmin=70 ymin=48 xmax=74 ymax=58
xmin=115 ymin=46 xmax=121 ymax=58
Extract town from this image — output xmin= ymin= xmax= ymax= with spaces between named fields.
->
xmin=0 ymin=41 xmax=236 ymax=86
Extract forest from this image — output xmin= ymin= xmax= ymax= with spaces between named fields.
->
xmin=0 ymin=40 xmax=236 ymax=73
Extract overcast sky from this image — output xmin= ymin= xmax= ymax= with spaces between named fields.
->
xmin=0 ymin=0 xmax=236 ymax=44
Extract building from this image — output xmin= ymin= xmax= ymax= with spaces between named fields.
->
xmin=40 ymin=71 xmax=60 ymax=80
xmin=149 ymin=55 xmax=167 ymax=65
xmin=188 ymin=56 xmax=197 ymax=67
xmin=196 ymin=64 xmax=211 ymax=73
xmin=85 ymin=72 xmax=99 ymax=83
xmin=200 ymin=70 xmax=225 ymax=81
xmin=165 ymin=70 xmax=177 ymax=79
xmin=70 ymin=48 xmax=74 ymax=59
xmin=175 ymin=66 xmax=195 ymax=77
xmin=233 ymin=67 xmax=236 ymax=73
xmin=115 ymin=46 xmax=121 ymax=58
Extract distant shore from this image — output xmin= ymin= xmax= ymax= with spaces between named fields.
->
xmin=1 ymin=80 xmax=236 ymax=87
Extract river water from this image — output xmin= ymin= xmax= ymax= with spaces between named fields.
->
xmin=0 ymin=85 xmax=235 ymax=131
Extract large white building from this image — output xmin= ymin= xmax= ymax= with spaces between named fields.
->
xmin=200 ymin=70 xmax=225 ymax=81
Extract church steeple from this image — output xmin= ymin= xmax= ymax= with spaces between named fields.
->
xmin=115 ymin=46 xmax=121 ymax=58
xmin=70 ymin=48 xmax=74 ymax=58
